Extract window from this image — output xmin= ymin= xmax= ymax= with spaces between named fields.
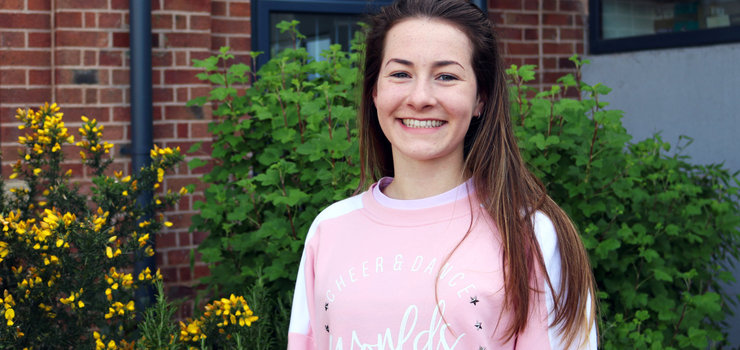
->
xmin=590 ymin=0 xmax=740 ymax=53
xmin=252 ymin=0 xmax=392 ymax=68
xmin=252 ymin=0 xmax=487 ymax=67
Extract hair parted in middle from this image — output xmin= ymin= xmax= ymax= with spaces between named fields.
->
xmin=357 ymin=0 xmax=597 ymax=347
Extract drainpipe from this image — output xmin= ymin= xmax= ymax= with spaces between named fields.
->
xmin=130 ymin=0 xmax=155 ymax=311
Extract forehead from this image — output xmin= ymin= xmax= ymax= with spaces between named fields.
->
xmin=382 ymin=18 xmax=473 ymax=66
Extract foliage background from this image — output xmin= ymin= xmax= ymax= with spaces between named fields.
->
xmin=188 ymin=24 xmax=740 ymax=349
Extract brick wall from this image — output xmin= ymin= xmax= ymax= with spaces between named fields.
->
xmin=489 ymin=0 xmax=587 ymax=91
xmin=1 ymin=0 xmax=585 ymax=315
xmin=0 ymin=0 xmax=251 ymax=317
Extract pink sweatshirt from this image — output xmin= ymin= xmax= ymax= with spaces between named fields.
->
xmin=288 ymin=178 xmax=596 ymax=349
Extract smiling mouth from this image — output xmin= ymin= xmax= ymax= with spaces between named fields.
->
xmin=401 ymin=119 xmax=445 ymax=128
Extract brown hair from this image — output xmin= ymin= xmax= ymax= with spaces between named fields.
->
xmin=357 ymin=0 xmax=597 ymax=347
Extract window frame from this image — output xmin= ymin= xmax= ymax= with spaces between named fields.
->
xmin=589 ymin=0 xmax=740 ymax=54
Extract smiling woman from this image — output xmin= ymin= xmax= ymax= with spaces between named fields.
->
xmin=288 ymin=0 xmax=598 ymax=349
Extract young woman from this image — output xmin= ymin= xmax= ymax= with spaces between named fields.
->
xmin=288 ymin=0 xmax=597 ymax=348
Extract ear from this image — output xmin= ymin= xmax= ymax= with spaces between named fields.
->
xmin=372 ymin=84 xmax=378 ymax=103
xmin=474 ymin=96 xmax=484 ymax=117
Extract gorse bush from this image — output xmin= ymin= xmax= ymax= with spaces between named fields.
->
xmin=0 ymin=103 xmax=183 ymax=348
xmin=190 ymin=22 xmax=740 ymax=348
xmin=0 ymin=104 xmax=262 ymax=349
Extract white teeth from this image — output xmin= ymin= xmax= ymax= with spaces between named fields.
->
xmin=401 ymin=119 xmax=445 ymax=128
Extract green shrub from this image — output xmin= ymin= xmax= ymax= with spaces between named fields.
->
xmin=190 ymin=22 xmax=740 ymax=348
xmin=187 ymin=21 xmax=362 ymax=348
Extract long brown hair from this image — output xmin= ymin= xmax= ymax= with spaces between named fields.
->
xmin=357 ymin=0 xmax=597 ymax=347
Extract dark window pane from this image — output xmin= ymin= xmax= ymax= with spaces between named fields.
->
xmin=601 ymin=0 xmax=740 ymax=40
xmin=270 ymin=13 xmax=362 ymax=60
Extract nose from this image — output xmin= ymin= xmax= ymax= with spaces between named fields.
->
xmin=407 ymin=79 xmax=436 ymax=110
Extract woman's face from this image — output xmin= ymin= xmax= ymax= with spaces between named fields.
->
xmin=373 ymin=18 xmax=482 ymax=169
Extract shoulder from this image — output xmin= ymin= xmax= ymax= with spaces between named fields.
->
xmin=532 ymin=211 xmax=558 ymax=260
xmin=304 ymin=192 xmax=366 ymax=244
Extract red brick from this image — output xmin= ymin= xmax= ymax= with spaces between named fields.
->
xmin=524 ymin=28 xmax=538 ymax=40
xmin=0 ymin=125 xmax=21 ymax=143
xmin=153 ymin=122 xmax=174 ymax=139
xmin=227 ymin=36 xmax=251 ymax=50
xmin=0 ymin=50 xmax=50 ymax=66
xmin=178 ymin=267 xmax=192 ymax=281
xmin=84 ymin=50 xmax=96 ymax=65
xmin=543 ymin=0 xmax=557 ymax=11
xmin=0 ymin=31 xmax=24 ymax=47
xmin=543 ymin=13 xmax=572 ymax=26
xmin=112 ymin=32 xmax=129 ymax=47
xmin=191 ymin=15 xmax=210 ymax=30
xmin=504 ymin=12 xmax=538 ymax=26
xmin=164 ymin=69 xmax=201 ymax=85
xmin=56 ymin=12 xmax=82 ymax=28
xmin=176 ymin=123 xmax=188 ymax=138
xmin=84 ymin=88 xmax=98 ymax=103
xmin=560 ymin=0 xmax=584 ymax=12
xmin=0 ymin=13 xmax=50 ymax=29
xmin=193 ymin=264 xmax=209 ymax=279
xmin=157 ymin=232 xmax=178 ymax=249
xmin=0 ymin=0 xmax=23 ymax=10
xmin=175 ymin=15 xmax=187 ymax=30
xmin=111 ymin=0 xmax=128 ymax=10
xmin=56 ymin=88 xmax=83 ymax=104
xmin=152 ymin=51 xmax=172 ymax=67
xmin=28 ymin=32 xmax=51 ymax=47
xmin=175 ymin=87 xmax=188 ymax=102
xmin=153 ymin=14 xmax=172 ymax=29
xmin=496 ymin=0 xmax=521 ymax=10
xmin=523 ymin=0 xmax=537 ymax=11
xmin=496 ymin=26 xmax=522 ymax=41
xmin=212 ymin=1 xmax=227 ymax=16
xmin=55 ymin=50 xmax=80 ymax=65
xmin=211 ymin=36 xmax=226 ymax=51
xmin=170 ymin=51 xmax=183 ymax=66
xmin=100 ymin=88 xmax=123 ymax=103
xmin=0 ymin=69 xmax=25 ymax=85
xmin=153 ymin=87 xmax=173 ymax=103
xmin=190 ymin=120 xmax=210 ymax=138
xmin=561 ymin=28 xmax=583 ymax=40
xmin=29 ymin=69 xmax=51 ymax=85
xmin=164 ymin=33 xmax=209 ymax=48
xmin=84 ymin=12 xmax=96 ymax=27
xmin=230 ymin=2 xmax=251 ymax=17
xmin=213 ymin=19 xmax=248 ymax=34
xmin=99 ymin=13 xmax=124 ymax=28
xmin=543 ymin=28 xmax=557 ymax=40
xmin=104 ymin=124 xmax=125 ymax=140
xmin=112 ymin=106 xmax=130 ymax=122
xmin=165 ymin=0 xmax=209 ymax=13
xmin=27 ymin=0 xmax=51 ymax=10
xmin=543 ymin=57 xmax=557 ymax=69
xmin=507 ymin=42 xmax=538 ymax=56
xmin=100 ymin=50 xmax=122 ymax=66
xmin=543 ymin=42 xmax=575 ymax=55
xmin=112 ymin=69 xmax=129 ymax=84
xmin=56 ymin=30 xmax=109 ymax=47
xmin=58 ymin=0 xmax=106 ymax=9
xmin=160 ymin=267 xmax=177 ymax=282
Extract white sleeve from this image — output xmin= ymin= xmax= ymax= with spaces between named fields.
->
xmin=534 ymin=212 xmax=597 ymax=350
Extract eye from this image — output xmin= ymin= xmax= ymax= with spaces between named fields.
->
xmin=437 ymin=74 xmax=459 ymax=81
xmin=389 ymin=72 xmax=411 ymax=79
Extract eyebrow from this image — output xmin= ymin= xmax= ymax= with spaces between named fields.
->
xmin=385 ymin=58 xmax=465 ymax=70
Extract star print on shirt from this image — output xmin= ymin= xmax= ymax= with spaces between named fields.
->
xmin=325 ymin=325 xmax=330 ymax=333
xmin=470 ymin=296 xmax=479 ymax=305
xmin=479 ymin=347 xmax=486 ymax=350
xmin=324 ymin=302 xmax=329 ymax=311
xmin=475 ymin=321 xmax=482 ymax=330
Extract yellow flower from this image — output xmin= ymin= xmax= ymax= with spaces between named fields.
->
xmin=33 ymin=168 xmax=42 ymax=176
xmin=164 ymin=221 xmax=173 ymax=227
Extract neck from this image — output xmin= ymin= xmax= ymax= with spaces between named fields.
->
xmin=384 ymin=153 xmax=467 ymax=200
